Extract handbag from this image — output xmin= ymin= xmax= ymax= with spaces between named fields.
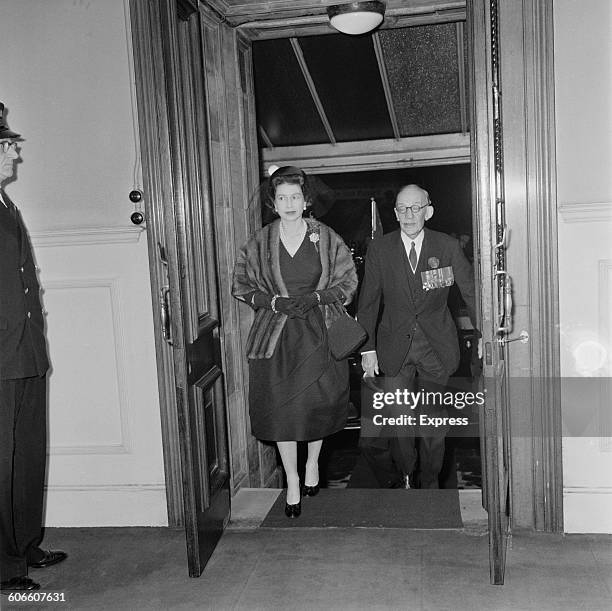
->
xmin=326 ymin=304 xmax=367 ymax=360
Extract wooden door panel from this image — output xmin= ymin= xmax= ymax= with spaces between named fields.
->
xmin=130 ymin=0 xmax=232 ymax=577
xmin=482 ymin=365 xmax=510 ymax=584
xmin=173 ymin=6 xmax=232 ymax=576
xmin=187 ymin=317 xmax=222 ymax=387
xmin=176 ymin=381 xmax=229 ymax=577
xmin=468 ymin=0 xmax=511 ymax=585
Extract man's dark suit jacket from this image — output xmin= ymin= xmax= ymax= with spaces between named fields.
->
xmin=358 ymin=228 xmax=477 ymax=377
xmin=0 ymin=190 xmax=49 ymax=380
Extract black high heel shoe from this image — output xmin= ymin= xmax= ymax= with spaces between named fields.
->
xmin=284 ymin=501 xmax=301 ymax=518
xmin=302 ymin=483 xmax=320 ymax=497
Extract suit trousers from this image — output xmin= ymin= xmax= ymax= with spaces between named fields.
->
xmin=0 ymin=375 xmax=47 ymax=580
xmin=360 ymin=329 xmax=451 ymax=488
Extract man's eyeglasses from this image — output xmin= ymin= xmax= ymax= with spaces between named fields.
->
xmin=395 ymin=203 xmax=429 ymax=216
xmin=1 ymin=141 xmax=18 ymax=153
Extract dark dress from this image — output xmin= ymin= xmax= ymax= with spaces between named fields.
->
xmin=248 ymin=235 xmax=349 ymax=441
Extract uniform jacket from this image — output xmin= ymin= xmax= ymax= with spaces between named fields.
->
xmin=0 ymin=190 xmax=49 ymax=379
xmin=232 ymin=218 xmax=357 ymax=359
xmin=357 ymin=228 xmax=477 ymax=377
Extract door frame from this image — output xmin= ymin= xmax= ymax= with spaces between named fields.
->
xmin=129 ymin=0 xmax=185 ymax=526
xmin=130 ymin=0 xmax=562 ymax=531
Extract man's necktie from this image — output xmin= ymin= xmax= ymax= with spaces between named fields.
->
xmin=409 ymin=241 xmax=417 ymax=273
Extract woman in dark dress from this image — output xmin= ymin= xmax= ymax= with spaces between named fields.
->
xmin=232 ymin=166 xmax=357 ymax=518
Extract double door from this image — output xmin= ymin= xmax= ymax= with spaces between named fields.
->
xmin=131 ymin=0 xmax=513 ymax=584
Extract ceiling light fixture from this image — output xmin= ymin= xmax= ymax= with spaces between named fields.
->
xmin=327 ymin=1 xmax=386 ymax=36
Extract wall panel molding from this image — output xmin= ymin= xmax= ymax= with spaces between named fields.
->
xmin=50 ymin=444 xmax=130 ymax=456
xmin=563 ymin=487 xmax=612 ymax=533
xmin=43 ymin=277 xmax=133 ymax=456
xmin=564 ymin=486 xmax=612 ymax=493
xmin=44 ymin=483 xmax=168 ymax=527
xmin=31 ymin=226 xmax=145 ymax=247
xmin=559 ymin=201 xmax=612 ymax=223
xmin=46 ymin=483 xmax=166 ymax=492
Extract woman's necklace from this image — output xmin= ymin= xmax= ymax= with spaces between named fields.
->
xmin=280 ymin=219 xmax=306 ymax=240
xmin=280 ymin=219 xmax=306 ymax=257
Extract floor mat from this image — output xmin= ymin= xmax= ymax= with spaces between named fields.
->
xmin=260 ymin=488 xmax=463 ymax=528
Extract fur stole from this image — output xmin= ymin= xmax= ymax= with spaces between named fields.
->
xmin=232 ymin=218 xmax=357 ymax=359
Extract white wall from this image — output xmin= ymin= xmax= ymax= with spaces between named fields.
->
xmin=555 ymin=0 xmax=612 ymax=532
xmin=0 ymin=0 xmax=167 ymax=525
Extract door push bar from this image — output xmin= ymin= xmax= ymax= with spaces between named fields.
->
xmin=157 ymin=243 xmax=173 ymax=346
xmin=494 ymin=270 xmax=529 ymax=345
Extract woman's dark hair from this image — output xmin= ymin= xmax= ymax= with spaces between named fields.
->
xmin=266 ymin=165 xmax=312 ymax=211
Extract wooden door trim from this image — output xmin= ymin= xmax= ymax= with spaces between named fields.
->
xmin=506 ymin=0 xmax=563 ymax=532
xmin=129 ymin=0 xmax=184 ymax=526
xmin=469 ymin=0 xmax=562 ymax=532
xmin=205 ymin=0 xmax=466 ymax=28
xmin=131 ymin=0 xmax=235 ymax=553
xmin=468 ymin=0 xmax=510 ymax=583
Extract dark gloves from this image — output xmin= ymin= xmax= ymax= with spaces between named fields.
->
xmin=293 ymin=288 xmax=345 ymax=315
xmin=273 ymin=297 xmax=305 ymax=318
xmin=248 ymin=289 xmax=344 ymax=317
xmin=249 ymin=292 xmax=302 ymax=317
xmin=293 ymin=293 xmax=320 ymax=316
xmin=317 ymin=287 xmax=344 ymax=305
xmin=250 ymin=291 xmax=273 ymax=309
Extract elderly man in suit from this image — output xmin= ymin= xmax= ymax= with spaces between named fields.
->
xmin=358 ymin=184 xmax=478 ymax=489
xmin=0 ymin=103 xmax=67 ymax=594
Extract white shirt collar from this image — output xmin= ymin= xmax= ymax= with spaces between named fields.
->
xmin=400 ymin=229 xmax=425 ymax=262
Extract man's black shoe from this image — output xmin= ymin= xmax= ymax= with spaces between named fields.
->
xmin=28 ymin=550 xmax=68 ymax=569
xmin=1 ymin=576 xmax=41 ymax=593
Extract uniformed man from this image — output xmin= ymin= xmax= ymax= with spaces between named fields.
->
xmin=0 ymin=103 xmax=67 ymax=594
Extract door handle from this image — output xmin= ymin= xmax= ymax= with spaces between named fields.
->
xmin=160 ymin=286 xmax=173 ymax=345
xmin=498 ymin=330 xmax=529 ymax=345
xmin=495 ymin=271 xmax=513 ymax=335
xmin=157 ymin=242 xmax=173 ymax=346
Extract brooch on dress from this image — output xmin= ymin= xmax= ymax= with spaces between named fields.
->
xmin=306 ymin=221 xmax=320 ymax=252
